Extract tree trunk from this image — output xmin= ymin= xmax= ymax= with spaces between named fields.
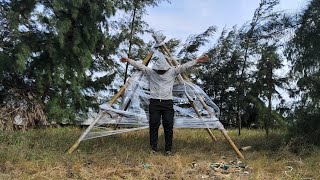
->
xmin=124 ymin=1 xmax=138 ymax=84
xmin=266 ymin=61 xmax=273 ymax=136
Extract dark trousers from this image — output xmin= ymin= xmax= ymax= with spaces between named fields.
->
xmin=149 ymin=99 xmax=174 ymax=151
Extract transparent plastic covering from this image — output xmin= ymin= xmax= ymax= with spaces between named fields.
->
xmin=84 ymin=50 xmax=224 ymax=140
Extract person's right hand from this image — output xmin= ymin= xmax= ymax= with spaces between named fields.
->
xmin=120 ymin=57 xmax=129 ymax=63
xmin=196 ymin=55 xmax=209 ymax=63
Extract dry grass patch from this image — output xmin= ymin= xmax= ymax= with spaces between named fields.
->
xmin=0 ymin=127 xmax=319 ymax=179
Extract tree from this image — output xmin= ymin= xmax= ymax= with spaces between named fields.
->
xmin=0 ymin=0 xmax=120 ymax=123
xmin=115 ymin=0 xmax=170 ymax=84
xmin=0 ymin=0 xmax=169 ymax=126
xmin=198 ymin=27 xmax=242 ymax=126
xmin=253 ymin=44 xmax=286 ymax=135
xmin=286 ymin=0 xmax=320 ymax=145
xmin=178 ymin=26 xmax=217 ymax=61
xmin=237 ymin=0 xmax=292 ymax=135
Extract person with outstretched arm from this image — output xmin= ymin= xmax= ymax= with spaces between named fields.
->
xmin=120 ymin=55 xmax=209 ymax=155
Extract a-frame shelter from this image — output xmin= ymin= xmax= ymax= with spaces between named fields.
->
xmin=67 ymin=35 xmax=244 ymax=159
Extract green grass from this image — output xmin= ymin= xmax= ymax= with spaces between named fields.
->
xmin=0 ymin=127 xmax=319 ymax=179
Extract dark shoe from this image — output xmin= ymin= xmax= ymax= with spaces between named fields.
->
xmin=165 ymin=151 xmax=174 ymax=156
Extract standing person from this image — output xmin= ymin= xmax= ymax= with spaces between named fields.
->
xmin=120 ymin=55 xmax=209 ymax=155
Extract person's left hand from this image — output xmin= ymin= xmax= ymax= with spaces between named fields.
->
xmin=196 ymin=55 xmax=209 ymax=63
xmin=120 ymin=57 xmax=129 ymax=63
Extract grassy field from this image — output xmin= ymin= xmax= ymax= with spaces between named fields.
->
xmin=0 ymin=127 xmax=319 ymax=179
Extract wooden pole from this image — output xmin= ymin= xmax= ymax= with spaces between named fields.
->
xmin=110 ymin=52 xmax=154 ymax=106
xmin=220 ymin=129 xmax=245 ymax=159
xmin=153 ymin=42 xmax=217 ymax=141
xmin=67 ymin=52 xmax=154 ymax=154
xmin=160 ymin=45 xmax=215 ymax=117
xmin=113 ymin=52 xmax=154 ymax=129
xmin=67 ymin=113 xmax=103 ymax=154
xmin=189 ymin=99 xmax=217 ymax=141
xmin=155 ymin=37 xmax=244 ymax=159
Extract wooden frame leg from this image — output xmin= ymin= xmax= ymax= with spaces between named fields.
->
xmin=153 ymin=35 xmax=244 ymax=158
xmin=67 ymin=112 xmax=103 ymax=154
xmin=220 ymin=129 xmax=245 ymax=159
xmin=67 ymin=52 xmax=154 ymax=153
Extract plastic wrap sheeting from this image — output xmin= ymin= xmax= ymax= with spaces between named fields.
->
xmin=85 ymin=68 xmax=224 ymax=140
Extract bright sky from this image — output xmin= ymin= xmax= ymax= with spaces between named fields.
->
xmin=144 ymin=0 xmax=309 ymax=42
